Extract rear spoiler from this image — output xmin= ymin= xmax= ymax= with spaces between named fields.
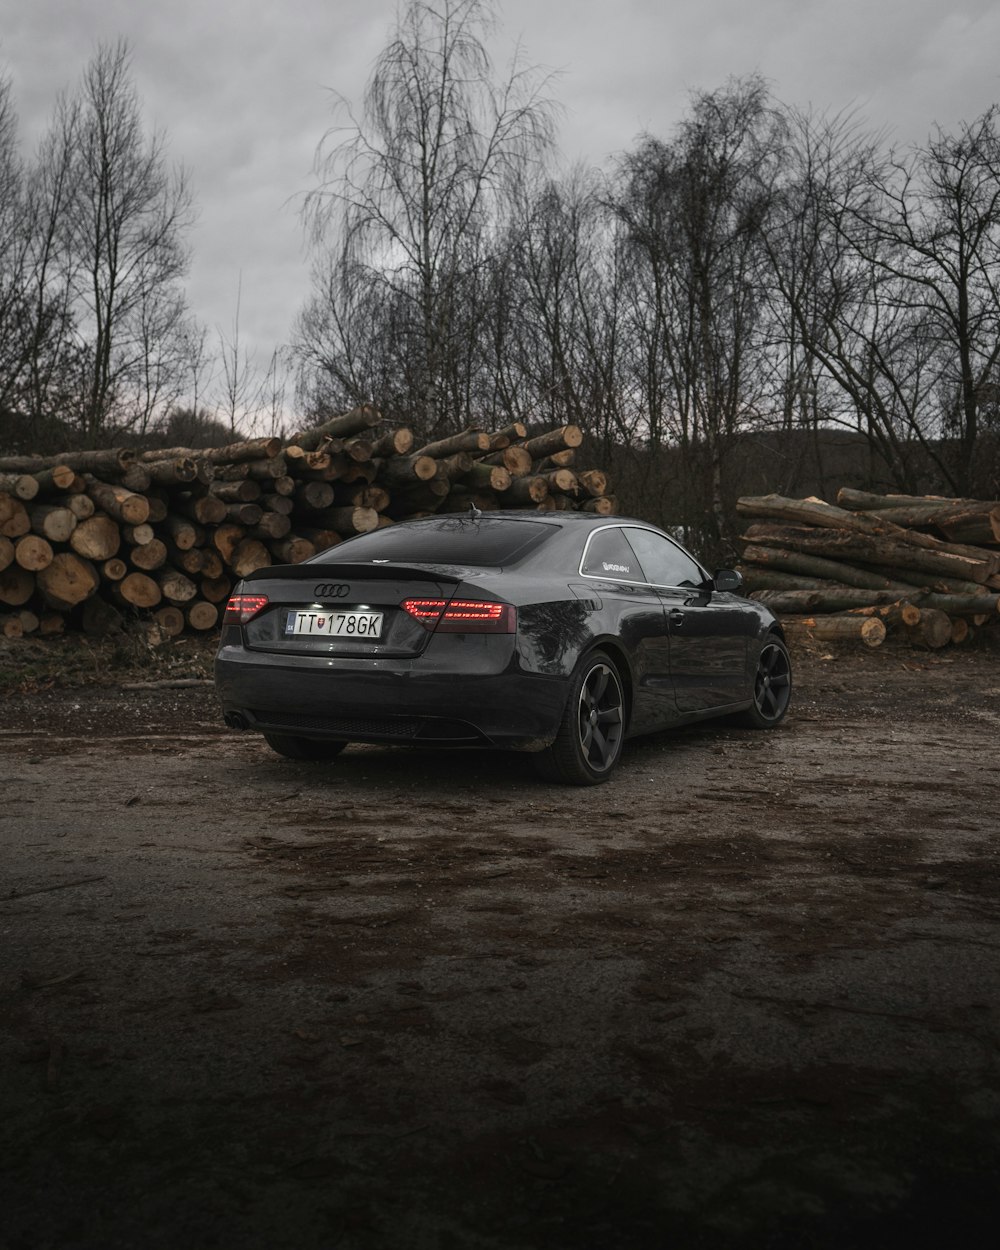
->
xmin=243 ymin=562 xmax=464 ymax=585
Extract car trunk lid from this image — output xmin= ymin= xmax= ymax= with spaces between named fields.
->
xmin=236 ymin=562 xmax=468 ymax=658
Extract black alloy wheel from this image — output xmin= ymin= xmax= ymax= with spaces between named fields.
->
xmin=737 ymin=636 xmax=792 ymax=729
xmin=263 ymin=733 xmax=348 ymax=761
xmin=535 ymin=650 xmax=626 ymax=785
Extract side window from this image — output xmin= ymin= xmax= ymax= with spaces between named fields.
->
xmin=623 ymin=528 xmax=706 ymax=588
xmin=581 ymin=527 xmax=646 ymax=582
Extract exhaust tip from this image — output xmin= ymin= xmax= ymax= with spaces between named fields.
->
xmin=224 ymin=711 xmax=248 ymax=730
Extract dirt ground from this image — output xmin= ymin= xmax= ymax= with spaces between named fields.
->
xmin=1 ymin=630 xmax=999 ymax=1249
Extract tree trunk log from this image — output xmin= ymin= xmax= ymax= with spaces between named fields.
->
xmin=177 ymin=494 xmax=228 ymax=525
xmin=200 ymin=575 xmax=233 ymax=603
xmin=199 ymin=549 xmax=224 ymax=579
xmin=261 ymin=493 xmax=294 ymax=516
xmin=0 ymin=448 xmax=134 ymax=474
xmin=249 ymin=512 xmax=291 ymax=541
xmin=115 ymin=572 xmax=161 ymax=609
xmin=901 ymin=607 xmax=952 ymax=649
xmin=161 ymin=514 xmax=203 ymax=550
xmin=414 ymin=430 xmax=491 ymax=458
xmin=140 ymin=437 xmax=281 ymax=465
xmin=69 ymin=515 xmax=121 ymax=562
xmin=37 ymin=553 xmax=99 ymax=609
xmin=738 ymin=494 xmax=999 ymax=570
xmin=212 ymin=524 xmax=245 ymax=564
xmin=14 ymin=534 xmax=53 ymax=571
xmin=268 ymin=537 xmax=315 ymax=564
xmin=0 ymin=534 xmax=13 ymax=573
xmin=140 ymin=458 xmax=198 ymax=486
xmin=244 ymin=455 xmax=288 ymax=480
xmin=153 ymin=605 xmax=186 ymax=636
xmin=780 ymin=614 xmax=886 ymax=646
xmin=230 ymin=539 xmax=272 ymax=578
xmin=207 ymin=478 xmax=261 ymax=503
xmin=490 ymin=422 xmax=528 ymax=447
xmin=483 ymin=445 xmax=533 ymax=477
xmin=157 ymin=567 xmax=198 ymax=603
xmin=523 ymin=424 xmax=583 ymax=458
xmin=378 ymin=454 xmax=438 ymax=487
xmin=0 ymin=495 xmax=31 ymax=538
xmin=166 ymin=543 xmax=204 ymax=575
xmin=458 ymin=462 xmax=511 ymax=492
xmin=342 ymin=437 xmax=374 ymax=463
xmin=543 ymin=468 xmax=579 ymax=495
xmin=30 ymin=504 xmax=77 ymax=543
xmin=0 ymin=473 xmax=39 ymax=500
xmin=846 ymin=602 xmax=923 ymax=628
xmin=740 ymin=544 xmax=988 ymax=597
xmin=497 ymin=472 xmax=550 ymax=502
xmin=185 ymin=600 xmax=219 ymax=631
xmin=122 ymin=522 xmax=154 ymax=545
xmin=533 ymin=449 xmax=576 ymax=471
xmin=836 ymin=488 xmax=980 ymax=512
xmin=83 ymin=476 xmax=150 ymax=525
xmin=31 ymin=465 xmax=77 ymax=494
xmin=949 ymin=616 xmax=970 ymax=644
xmin=370 ymin=428 xmax=414 ymax=458
xmin=294 ymin=481 xmax=336 ymax=512
xmin=579 ymin=496 xmax=617 ymax=515
xmin=223 ymin=502 xmax=263 ymax=526
xmin=287 ymin=404 xmax=381 ymax=449
xmin=318 ymin=506 xmax=378 ymax=536
xmin=576 ymin=469 xmax=608 ymax=498
xmin=130 ymin=539 xmax=170 ymax=571
xmin=741 ymin=522 xmax=993 ymax=584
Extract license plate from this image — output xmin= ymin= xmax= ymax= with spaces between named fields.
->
xmin=285 ymin=610 xmax=384 ymax=638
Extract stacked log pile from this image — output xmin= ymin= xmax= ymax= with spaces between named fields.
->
xmin=0 ymin=408 xmax=614 ymax=640
xmin=736 ymin=490 xmax=1000 ymax=648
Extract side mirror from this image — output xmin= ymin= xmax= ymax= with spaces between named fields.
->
xmin=713 ymin=568 xmax=743 ymax=594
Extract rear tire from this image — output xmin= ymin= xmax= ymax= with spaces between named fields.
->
xmin=534 ymin=650 xmax=626 ymax=786
xmin=263 ymin=733 xmax=348 ymax=761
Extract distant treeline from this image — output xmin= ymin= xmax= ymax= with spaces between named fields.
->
xmin=3 ymin=0 xmax=1000 ymax=549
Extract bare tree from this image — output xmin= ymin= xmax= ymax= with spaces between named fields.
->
xmin=612 ymin=77 xmax=785 ymax=544
xmin=863 ymin=109 xmax=1000 ymax=492
xmin=297 ymin=0 xmax=556 ymax=435
xmin=57 ymin=39 xmax=196 ymax=444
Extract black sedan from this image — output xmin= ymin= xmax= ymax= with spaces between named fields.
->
xmin=215 ymin=511 xmax=791 ymax=784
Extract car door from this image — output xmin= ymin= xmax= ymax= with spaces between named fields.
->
xmin=576 ymin=525 xmax=674 ymax=734
xmin=621 ymin=527 xmax=750 ymax=713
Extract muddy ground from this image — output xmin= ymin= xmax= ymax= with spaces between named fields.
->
xmin=1 ymin=632 xmax=999 ymax=1249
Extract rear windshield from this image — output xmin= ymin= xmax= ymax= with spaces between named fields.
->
xmin=311 ymin=516 xmax=553 ymax=567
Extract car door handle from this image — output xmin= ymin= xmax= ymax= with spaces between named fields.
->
xmin=668 ymin=609 xmax=685 ymax=627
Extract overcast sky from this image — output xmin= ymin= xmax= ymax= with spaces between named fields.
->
xmin=4 ymin=0 xmax=1000 ymax=384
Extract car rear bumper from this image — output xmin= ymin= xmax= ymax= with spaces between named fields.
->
xmin=215 ymin=645 xmax=568 ymax=751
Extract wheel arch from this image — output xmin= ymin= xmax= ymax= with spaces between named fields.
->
xmin=584 ymin=637 xmax=634 ymax=732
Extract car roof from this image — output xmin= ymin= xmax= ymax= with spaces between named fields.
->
xmin=392 ymin=510 xmax=652 ymax=529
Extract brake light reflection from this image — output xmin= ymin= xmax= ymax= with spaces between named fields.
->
xmin=401 ymin=598 xmax=515 ymax=633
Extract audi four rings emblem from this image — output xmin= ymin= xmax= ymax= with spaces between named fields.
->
xmin=313 ymin=583 xmax=351 ymax=598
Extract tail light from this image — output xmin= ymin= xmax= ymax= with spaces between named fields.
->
xmin=401 ymin=598 xmax=516 ymax=633
xmin=224 ymin=593 xmax=269 ymax=624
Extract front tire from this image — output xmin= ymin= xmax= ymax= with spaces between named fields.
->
xmin=734 ymin=636 xmax=792 ymax=729
xmin=263 ymin=733 xmax=348 ymax=761
xmin=534 ymin=650 xmax=626 ymax=786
